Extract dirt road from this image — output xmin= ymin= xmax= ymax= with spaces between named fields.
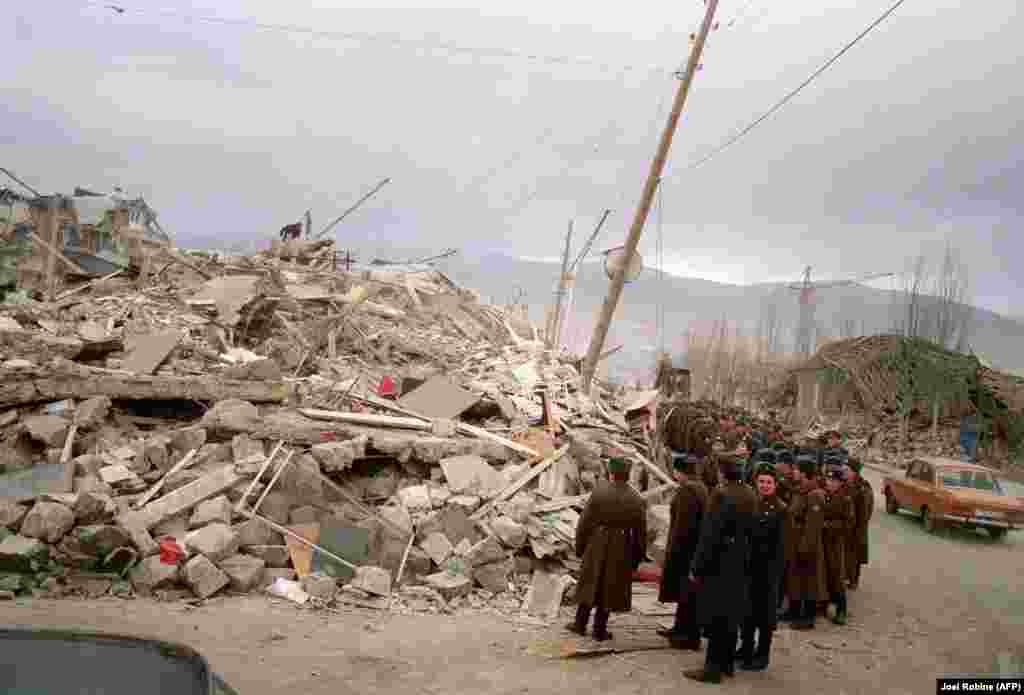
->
xmin=4 ymin=465 xmax=1022 ymax=694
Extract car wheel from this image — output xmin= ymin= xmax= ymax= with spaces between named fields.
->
xmin=885 ymin=491 xmax=899 ymax=514
xmin=988 ymin=527 xmax=1008 ymax=541
xmin=922 ymin=507 xmax=938 ymax=534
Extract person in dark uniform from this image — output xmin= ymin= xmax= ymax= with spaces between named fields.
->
xmin=700 ymin=453 xmax=720 ymax=492
xmin=684 ymin=455 xmax=757 ymax=684
xmin=736 ymin=463 xmax=787 ymax=671
xmin=657 ymin=453 xmax=709 ymax=650
xmin=846 ymin=459 xmax=874 ymax=590
xmin=786 ymin=457 xmax=827 ymax=630
xmin=567 ymin=458 xmax=647 ymax=641
xmin=821 ymin=466 xmax=854 ymax=624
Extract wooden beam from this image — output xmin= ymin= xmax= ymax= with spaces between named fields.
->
xmin=134 ymin=448 xmax=199 ymax=509
xmin=471 ymin=445 xmax=570 ymax=520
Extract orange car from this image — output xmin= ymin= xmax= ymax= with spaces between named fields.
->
xmin=883 ymin=457 xmax=1024 ymax=540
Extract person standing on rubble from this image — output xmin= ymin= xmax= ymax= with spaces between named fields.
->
xmin=567 ymin=457 xmax=647 ymax=641
xmin=279 ymin=221 xmax=303 ymax=241
xmin=845 ymin=459 xmax=873 ymax=590
xmin=736 ymin=463 xmax=787 ymax=671
xmin=821 ymin=466 xmax=854 ymax=625
xmin=684 ymin=455 xmax=757 ymax=684
xmin=785 ymin=457 xmax=827 ymax=631
xmin=657 ymin=453 xmax=708 ymax=650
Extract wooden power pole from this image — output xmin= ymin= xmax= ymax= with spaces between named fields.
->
xmin=548 ymin=220 xmax=574 ymax=350
xmin=579 ymin=0 xmax=721 ymax=391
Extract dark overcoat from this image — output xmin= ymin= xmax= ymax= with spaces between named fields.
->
xmin=786 ymin=482 xmax=827 ymax=601
xmin=690 ymin=481 xmax=757 ymax=631
xmin=776 ymin=476 xmax=795 ymax=506
xmin=747 ymin=494 xmax=787 ymax=628
xmin=821 ymin=489 xmax=854 ymax=594
xmin=849 ymin=478 xmax=873 ymax=568
xmin=658 ymin=480 xmax=709 ymax=603
xmin=575 ymin=480 xmax=647 ymax=612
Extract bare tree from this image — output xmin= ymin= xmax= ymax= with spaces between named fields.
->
xmin=931 ymin=243 xmax=972 ymax=351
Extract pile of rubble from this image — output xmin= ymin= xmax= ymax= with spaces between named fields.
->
xmin=0 ymin=239 xmax=674 ymax=617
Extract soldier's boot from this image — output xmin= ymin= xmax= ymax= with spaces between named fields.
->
xmin=749 ymin=628 xmax=774 ymax=671
xmin=735 ymin=624 xmax=755 ymax=665
xmin=832 ymin=592 xmax=848 ymax=625
xmin=721 ymin=628 xmax=737 ymax=677
xmin=592 ymin=608 xmax=613 ymax=641
xmin=658 ymin=600 xmax=686 ymax=638
xmin=565 ymin=604 xmax=590 ymax=635
xmin=849 ymin=564 xmax=861 ymax=590
xmin=779 ymin=596 xmax=799 ymax=622
xmin=684 ymin=639 xmax=723 ymax=684
xmin=792 ymin=600 xmax=815 ymax=631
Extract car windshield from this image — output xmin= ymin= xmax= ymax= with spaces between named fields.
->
xmin=939 ymin=468 xmax=1005 ymax=494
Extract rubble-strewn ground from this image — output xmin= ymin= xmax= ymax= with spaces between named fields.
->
xmin=6 ymin=466 xmax=1023 ymax=695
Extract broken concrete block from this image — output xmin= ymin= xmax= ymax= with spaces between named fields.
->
xmin=0 ymin=500 xmax=28 ymax=531
xmin=490 ymin=516 xmax=527 ymax=548
xmin=224 ymin=358 xmax=281 ymax=381
xmin=261 ymin=568 xmax=297 ymax=587
xmin=420 ymin=532 xmax=454 ymax=567
xmin=185 ymin=523 xmax=239 ymax=563
xmin=139 ymin=436 xmax=170 ymax=472
xmin=397 ymin=484 xmax=432 ymax=512
xmin=377 ymin=504 xmax=413 ymax=537
xmin=99 ymin=465 xmax=137 ymax=486
xmin=75 ymin=524 xmax=134 ymax=556
xmin=257 ymin=492 xmax=292 ymax=526
xmin=235 ymin=519 xmax=284 ymax=548
xmin=310 ymin=435 xmax=367 ymax=473
xmin=301 ymin=572 xmax=338 ymax=601
xmin=231 ymin=434 xmax=264 ymax=465
xmin=244 ymin=545 xmax=290 ymax=568
xmin=170 ymin=427 xmax=207 ymax=457
xmin=525 ymin=570 xmax=572 ymax=620
xmin=289 ymin=505 xmax=320 ymax=525
xmin=218 ymin=553 xmax=266 ymax=592
xmin=152 ymin=512 xmax=190 ymax=539
xmin=440 ymin=454 xmax=501 ymax=496
xmin=72 ymin=491 xmax=116 ymax=525
xmin=200 ymin=399 xmax=262 ymax=435
xmin=189 ymin=495 xmax=233 ymax=529
xmin=465 ymin=536 xmax=506 ymax=567
xmin=447 ymin=495 xmax=481 ymax=513
xmin=0 ymin=534 xmax=50 ymax=572
xmin=129 ymin=555 xmax=180 ymax=596
xmin=349 ymin=565 xmax=391 ymax=597
xmin=195 ymin=442 xmax=232 ymax=469
xmin=278 ymin=454 xmax=324 ymax=504
xmin=404 ymin=548 xmax=432 ymax=579
xmin=73 ymin=474 xmax=114 ymax=497
xmin=138 ymin=466 xmax=244 ymax=529
xmin=428 ymin=485 xmax=451 ymax=508
xmin=74 ymin=396 xmax=112 ymax=429
xmin=473 ymin=559 xmax=512 ymax=593
xmin=183 ymin=554 xmax=230 ymax=598
xmin=423 ymin=571 xmax=472 ymax=601
xmin=118 ymin=511 xmax=159 ymax=557
xmin=20 ymin=501 xmax=75 ymax=543
xmin=24 ymin=415 xmax=69 ymax=448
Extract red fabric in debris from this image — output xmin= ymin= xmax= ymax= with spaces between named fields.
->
xmin=159 ymin=538 xmax=185 ymax=565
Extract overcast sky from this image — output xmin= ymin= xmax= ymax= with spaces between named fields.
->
xmin=3 ymin=0 xmax=1021 ymax=316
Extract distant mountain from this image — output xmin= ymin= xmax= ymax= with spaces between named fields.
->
xmin=438 ymin=253 xmax=1024 ymax=384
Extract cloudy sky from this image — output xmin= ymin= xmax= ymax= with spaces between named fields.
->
xmin=3 ymin=0 xmax=1021 ymax=316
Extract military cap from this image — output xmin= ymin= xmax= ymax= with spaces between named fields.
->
xmin=607 ymin=457 xmax=629 ymax=474
xmin=770 ymin=440 xmax=789 ymax=451
xmin=776 ymin=450 xmax=795 ymax=465
xmin=822 ymin=453 xmax=845 ymax=467
xmin=753 ymin=463 xmax=777 ymax=479
xmin=755 ymin=448 xmax=776 ymax=463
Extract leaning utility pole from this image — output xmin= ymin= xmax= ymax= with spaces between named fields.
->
xmin=547 ymin=220 xmax=574 ymax=350
xmin=316 ymin=178 xmax=391 ymax=239
xmin=579 ymin=0 xmax=721 ymax=391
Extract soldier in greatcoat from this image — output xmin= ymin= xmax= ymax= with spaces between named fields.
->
xmin=684 ymin=455 xmax=757 ymax=684
xmin=736 ymin=463 xmax=787 ymax=671
xmin=786 ymin=457 xmax=827 ymax=630
xmin=567 ymin=457 xmax=647 ymax=641
xmin=822 ymin=466 xmax=855 ymax=624
xmin=846 ymin=459 xmax=874 ymax=589
xmin=656 ymin=453 xmax=709 ymax=650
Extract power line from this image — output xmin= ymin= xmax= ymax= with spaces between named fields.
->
xmin=681 ymin=0 xmax=911 ymax=173
xmin=77 ymin=0 xmax=678 ymax=77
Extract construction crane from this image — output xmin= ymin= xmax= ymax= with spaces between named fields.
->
xmin=789 ymin=267 xmax=896 ymax=355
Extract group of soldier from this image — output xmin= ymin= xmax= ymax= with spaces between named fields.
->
xmin=567 ymin=422 xmax=875 ymax=685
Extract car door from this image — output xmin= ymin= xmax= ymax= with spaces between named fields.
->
xmin=905 ymin=461 xmax=928 ymax=512
xmin=916 ymin=462 xmax=937 ymax=512
xmin=894 ymin=461 xmax=920 ymax=507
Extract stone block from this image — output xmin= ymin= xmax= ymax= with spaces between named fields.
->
xmin=183 ymin=554 xmax=230 ymax=598
xmin=440 ymin=454 xmax=501 ymax=496
xmin=397 ymin=484 xmax=432 ymax=512
xmin=72 ymin=454 xmax=105 ymax=477
xmin=137 ymin=466 xmax=244 ymax=528
xmin=129 ymin=555 xmax=180 ymax=595
xmin=289 ymin=505 xmax=320 ymax=525
xmin=235 ymin=519 xmax=284 ymax=548
xmin=24 ymin=415 xmax=69 ymax=448
xmin=404 ymin=547 xmax=432 ymax=580
xmin=185 ymin=523 xmax=239 ymax=563
xmin=490 ymin=516 xmax=527 ymax=548
xmin=525 ymin=570 xmax=572 ymax=620
xmin=73 ymin=475 xmax=114 ymax=497
xmin=243 ymin=545 xmax=290 ymax=568
xmin=72 ymin=491 xmax=115 ymax=525
xmin=465 ymin=536 xmax=506 ymax=567
xmin=99 ymin=465 xmax=137 ymax=485
xmin=0 ymin=500 xmax=28 ymax=531
xmin=473 ymin=559 xmax=512 ymax=593
xmin=231 ymin=434 xmax=264 ymax=465
xmin=152 ymin=512 xmax=190 ymax=539
xmin=301 ymin=572 xmax=337 ymax=601
xmin=310 ymin=435 xmax=367 ymax=473
xmin=20 ymin=501 xmax=75 ymax=543
xmin=349 ymin=565 xmax=391 ymax=597
xmin=257 ymin=492 xmax=292 ymax=526
xmin=189 ymin=495 xmax=233 ymax=529
xmin=74 ymin=396 xmax=112 ymax=429
xmin=420 ymin=531 xmax=454 ymax=567
xmin=422 ymin=571 xmax=472 ymax=601
xmin=170 ymin=426 xmax=207 ymax=457
xmin=200 ymin=399 xmax=261 ymax=435
xmin=218 ymin=553 xmax=266 ymax=592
